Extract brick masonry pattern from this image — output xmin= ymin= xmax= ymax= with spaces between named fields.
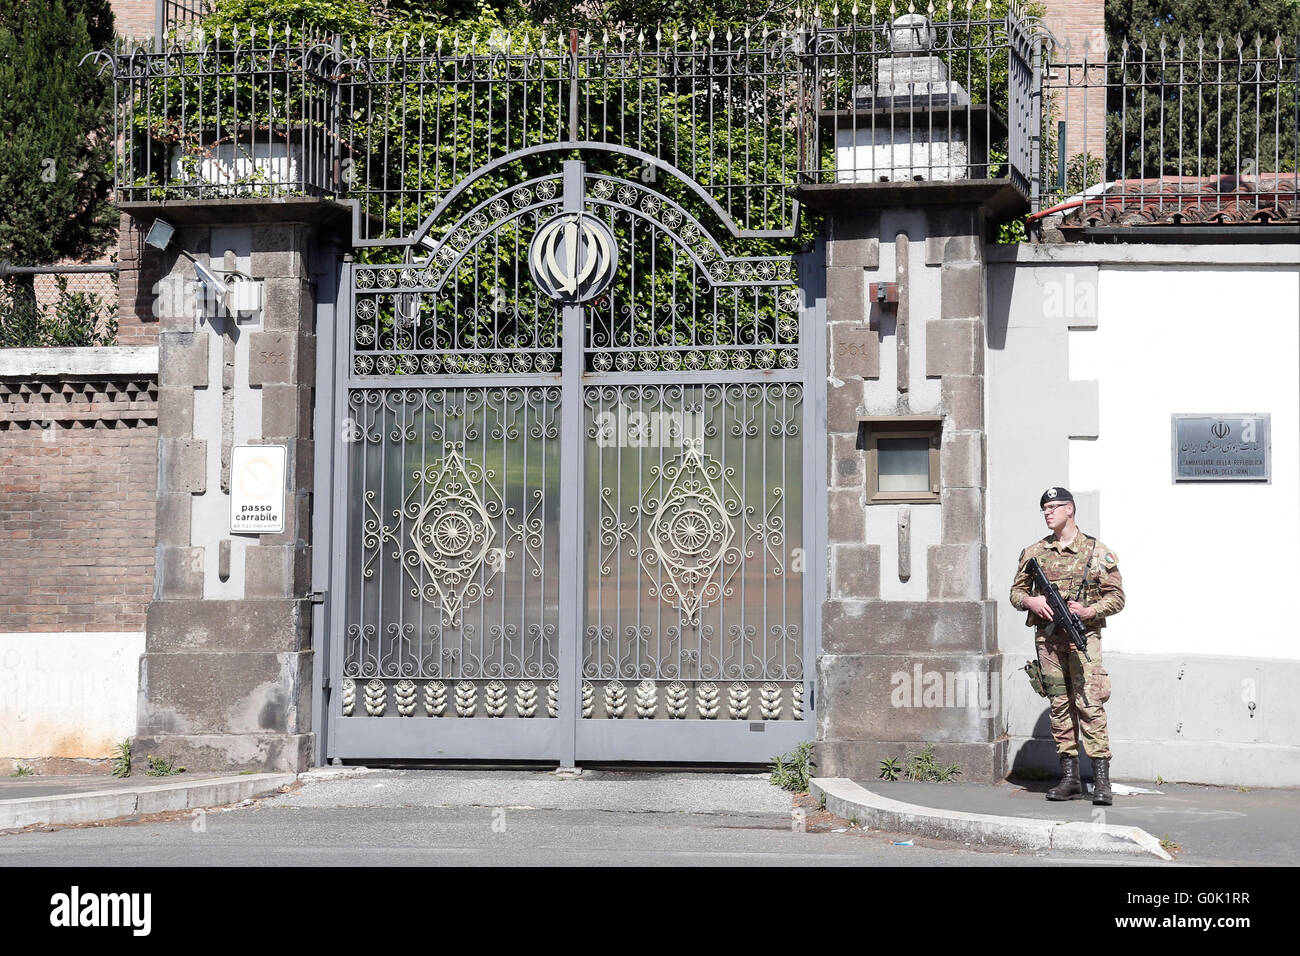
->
xmin=0 ymin=376 xmax=158 ymax=632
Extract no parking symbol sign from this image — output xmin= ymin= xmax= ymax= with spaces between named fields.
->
xmin=230 ymin=445 xmax=287 ymax=533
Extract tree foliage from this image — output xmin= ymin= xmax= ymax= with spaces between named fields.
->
xmin=1103 ymin=0 xmax=1300 ymax=180
xmin=1106 ymin=0 xmax=1300 ymax=46
xmin=0 ymin=0 xmax=116 ymax=267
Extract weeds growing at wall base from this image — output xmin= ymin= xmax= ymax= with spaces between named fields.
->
xmin=770 ymin=741 xmax=816 ymax=792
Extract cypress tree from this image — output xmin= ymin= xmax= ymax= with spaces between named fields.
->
xmin=0 ymin=0 xmax=117 ymax=270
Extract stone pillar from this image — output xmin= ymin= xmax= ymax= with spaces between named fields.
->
xmin=124 ymin=199 xmax=346 ymax=773
xmin=803 ymin=182 xmax=1024 ymax=783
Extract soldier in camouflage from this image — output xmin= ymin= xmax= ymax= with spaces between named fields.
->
xmin=1010 ymin=487 xmax=1125 ymax=805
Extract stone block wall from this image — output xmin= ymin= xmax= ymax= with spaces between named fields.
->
xmin=128 ymin=203 xmax=342 ymax=773
xmin=813 ymin=192 xmax=1009 ymax=783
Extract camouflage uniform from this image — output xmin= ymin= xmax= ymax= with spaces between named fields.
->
xmin=1010 ymin=534 xmax=1125 ymax=758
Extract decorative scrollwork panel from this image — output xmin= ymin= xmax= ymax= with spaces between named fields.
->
xmin=350 ymin=175 xmax=565 ymax=377
xmin=343 ymin=387 xmax=562 ymax=708
xmin=582 ymin=174 xmax=800 ymax=374
xmin=585 ymin=383 xmax=803 ymax=710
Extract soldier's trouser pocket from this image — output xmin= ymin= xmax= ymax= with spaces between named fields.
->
xmin=1086 ymin=666 xmax=1111 ymax=706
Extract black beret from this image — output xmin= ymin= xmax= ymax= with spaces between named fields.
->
xmin=1040 ymin=486 xmax=1074 ymax=508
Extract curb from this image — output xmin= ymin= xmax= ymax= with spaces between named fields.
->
xmin=0 ymin=773 xmax=298 ymax=832
xmin=809 ymin=777 xmax=1173 ymax=861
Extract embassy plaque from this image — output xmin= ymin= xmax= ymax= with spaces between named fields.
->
xmin=1172 ymin=414 xmax=1270 ymax=482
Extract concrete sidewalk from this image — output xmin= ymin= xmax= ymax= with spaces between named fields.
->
xmin=0 ymin=772 xmax=297 ymax=831
xmin=816 ymin=776 xmax=1299 ymax=866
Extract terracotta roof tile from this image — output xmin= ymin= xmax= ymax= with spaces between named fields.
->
xmin=1059 ymin=175 xmax=1299 ymax=228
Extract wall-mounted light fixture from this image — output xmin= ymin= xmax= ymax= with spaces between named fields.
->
xmin=144 ymin=218 xmax=176 ymax=251
xmin=142 ymin=217 xmax=263 ymax=321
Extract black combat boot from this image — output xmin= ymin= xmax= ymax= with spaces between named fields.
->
xmin=1045 ymin=754 xmax=1082 ymax=801
xmin=1092 ymin=757 xmax=1113 ymax=806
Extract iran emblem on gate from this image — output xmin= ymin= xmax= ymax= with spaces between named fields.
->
xmin=528 ymin=211 xmax=618 ymax=303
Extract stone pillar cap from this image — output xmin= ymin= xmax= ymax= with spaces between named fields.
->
xmin=889 ymin=13 xmax=936 ymax=53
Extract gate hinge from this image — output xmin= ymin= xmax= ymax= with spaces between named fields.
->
xmin=310 ymin=590 xmax=327 ymax=605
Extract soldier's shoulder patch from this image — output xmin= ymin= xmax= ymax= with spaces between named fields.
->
xmin=1098 ymin=547 xmax=1118 ymax=568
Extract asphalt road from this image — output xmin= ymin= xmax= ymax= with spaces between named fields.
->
xmin=0 ymin=769 xmax=1153 ymax=866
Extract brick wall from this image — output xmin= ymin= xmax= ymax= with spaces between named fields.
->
xmin=1042 ymin=0 xmax=1107 ymax=168
xmin=115 ymin=213 xmax=163 ymax=347
xmin=0 ymin=371 xmax=158 ymax=632
xmin=109 ymin=0 xmax=157 ymax=40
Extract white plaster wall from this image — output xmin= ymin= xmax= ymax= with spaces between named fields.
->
xmin=987 ymin=246 xmax=1300 ymax=784
xmin=1071 ymin=266 xmax=1300 ymax=658
xmin=0 ymin=633 xmax=144 ymax=758
xmin=986 ymin=260 xmax=1095 ymax=656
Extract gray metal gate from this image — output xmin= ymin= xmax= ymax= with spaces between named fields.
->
xmin=325 ymin=156 xmax=820 ymax=763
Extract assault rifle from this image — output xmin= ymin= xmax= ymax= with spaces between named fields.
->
xmin=1025 ymin=557 xmax=1090 ymax=661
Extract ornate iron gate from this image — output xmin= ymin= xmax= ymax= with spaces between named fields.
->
xmin=326 ymin=157 xmax=819 ymax=763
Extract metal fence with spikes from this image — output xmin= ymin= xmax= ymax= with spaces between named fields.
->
xmin=1037 ymin=31 xmax=1300 ymax=228
xmin=98 ymin=2 xmax=1040 ymax=245
xmin=94 ymin=5 xmax=1299 ymax=237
